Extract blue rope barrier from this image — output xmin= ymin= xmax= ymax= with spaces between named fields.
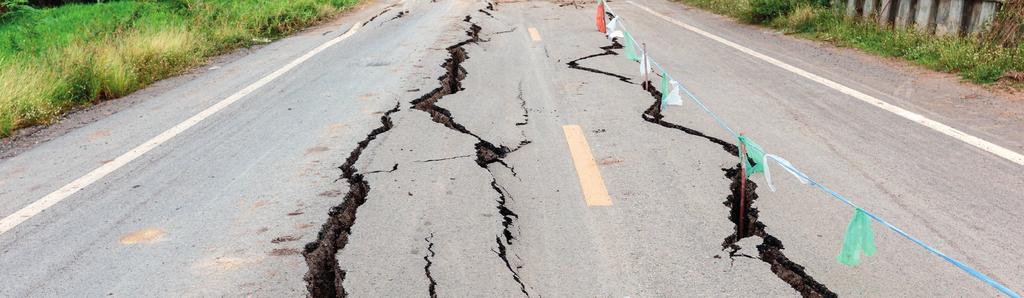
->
xmin=599 ymin=2 xmax=1020 ymax=297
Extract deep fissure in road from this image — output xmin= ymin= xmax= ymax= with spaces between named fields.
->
xmin=301 ymin=102 xmax=401 ymax=297
xmin=642 ymin=79 xmax=837 ymax=298
xmin=407 ymin=14 xmax=531 ymax=296
xmin=565 ymin=41 xmax=635 ymax=84
xmin=566 ymin=35 xmax=836 ymax=297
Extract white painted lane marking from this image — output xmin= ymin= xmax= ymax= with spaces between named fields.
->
xmin=627 ymin=1 xmax=1024 ymax=166
xmin=0 ymin=23 xmax=365 ymax=236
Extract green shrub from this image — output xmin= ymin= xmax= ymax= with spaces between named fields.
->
xmin=772 ymin=4 xmax=836 ymax=33
xmin=1 ymin=0 xmax=32 ymax=16
xmin=749 ymin=0 xmax=796 ymax=23
xmin=671 ymin=0 xmax=752 ymax=20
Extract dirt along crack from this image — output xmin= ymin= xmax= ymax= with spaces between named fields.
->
xmin=301 ymin=102 xmax=401 ymax=298
xmin=406 ymin=13 xmax=532 ymax=296
xmin=565 ymin=36 xmax=836 ymax=297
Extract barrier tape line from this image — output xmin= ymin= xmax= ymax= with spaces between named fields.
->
xmin=598 ymin=2 xmax=1020 ymax=297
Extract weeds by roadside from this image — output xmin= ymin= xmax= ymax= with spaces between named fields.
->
xmin=0 ymin=0 xmax=359 ymax=137
xmin=673 ymin=0 xmax=1024 ymax=87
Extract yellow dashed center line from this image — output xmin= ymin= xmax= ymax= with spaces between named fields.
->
xmin=119 ymin=228 xmax=165 ymax=245
xmin=562 ymin=125 xmax=612 ymax=206
xmin=528 ymin=27 xmax=542 ymax=42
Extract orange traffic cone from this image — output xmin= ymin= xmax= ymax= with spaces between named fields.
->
xmin=596 ymin=1 xmax=606 ymax=33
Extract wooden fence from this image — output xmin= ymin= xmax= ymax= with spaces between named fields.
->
xmin=836 ymin=0 xmax=1004 ymax=35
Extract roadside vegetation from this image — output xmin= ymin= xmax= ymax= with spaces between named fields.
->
xmin=0 ymin=0 xmax=359 ymax=137
xmin=674 ymin=0 xmax=1024 ymax=87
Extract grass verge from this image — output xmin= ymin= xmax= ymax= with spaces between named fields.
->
xmin=673 ymin=0 xmax=1024 ymax=87
xmin=0 ymin=0 xmax=360 ymax=137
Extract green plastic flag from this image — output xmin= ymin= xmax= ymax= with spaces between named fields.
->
xmin=665 ymin=80 xmax=683 ymax=106
xmin=738 ymin=135 xmax=765 ymax=176
xmin=623 ymin=32 xmax=640 ymax=62
xmin=838 ymin=208 xmax=877 ymax=266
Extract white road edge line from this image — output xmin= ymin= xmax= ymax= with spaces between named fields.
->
xmin=0 ymin=22 xmax=364 ymax=236
xmin=626 ymin=0 xmax=1024 ymax=166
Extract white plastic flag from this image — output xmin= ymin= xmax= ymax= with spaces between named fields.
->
xmin=665 ymin=80 xmax=683 ymax=106
xmin=763 ymin=154 xmax=811 ymax=192
xmin=606 ymin=17 xmax=624 ymax=39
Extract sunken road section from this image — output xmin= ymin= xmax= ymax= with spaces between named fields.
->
xmin=301 ymin=102 xmax=400 ymax=297
xmin=303 ymin=9 xmax=532 ymax=297
xmin=406 ymin=14 xmax=532 ymax=296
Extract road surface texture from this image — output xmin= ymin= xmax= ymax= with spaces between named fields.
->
xmin=1 ymin=0 xmax=1022 ymax=297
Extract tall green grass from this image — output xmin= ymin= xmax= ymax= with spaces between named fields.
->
xmin=0 ymin=0 xmax=359 ymax=137
xmin=673 ymin=0 xmax=1024 ymax=86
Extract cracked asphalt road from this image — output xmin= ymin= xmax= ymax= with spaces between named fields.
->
xmin=1 ymin=0 xmax=1022 ymax=296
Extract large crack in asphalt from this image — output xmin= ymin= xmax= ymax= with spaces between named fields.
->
xmin=407 ymin=14 xmax=531 ymax=296
xmin=565 ymin=41 xmax=635 ymax=84
xmin=304 ymin=11 xmax=531 ymax=297
xmin=302 ymin=102 xmax=401 ymax=298
xmin=566 ymin=36 xmax=836 ymax=297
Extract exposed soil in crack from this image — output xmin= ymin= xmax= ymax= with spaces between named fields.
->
xmin=424 ymin=233 xmax=438 ymax=298
xmin=494 ymin=236 xmax=530 ymax=296
xmin=639 ymin=86 xmax=738 ymax=156
xmin=566 ymin=38 xmax=835 ymax=297
xmin=406 ymin=13 xmax=531 ymax=296
xmin=566 ymin=40 xmax=635 ymax=84
xmin=490 ymin=176 xmax=520 ymax=245
xmin=302 ymin=102 xmax=401 ymax=298
xmin=647 ymin=81 xmax=834 ymax=297
xmin=722 ymin=164 xmax=836 ymax=297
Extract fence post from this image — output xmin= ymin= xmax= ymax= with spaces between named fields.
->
xmin=847 ymin=0 xmax=861 ymax=18
xmin=864 ymin=0 xmax=878 ymax=17
xmin=879 ymin=0 xmax=897 ymax=24
xmin=915 ymin=0 xmax=939 ymax=31
xmin=971 ymin=0 xmax=1001 ymax=33
xmin=937 ymin=0 xmax=966 ymax=35
xmin=895 ymin=0 xmax=915 ymax=27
